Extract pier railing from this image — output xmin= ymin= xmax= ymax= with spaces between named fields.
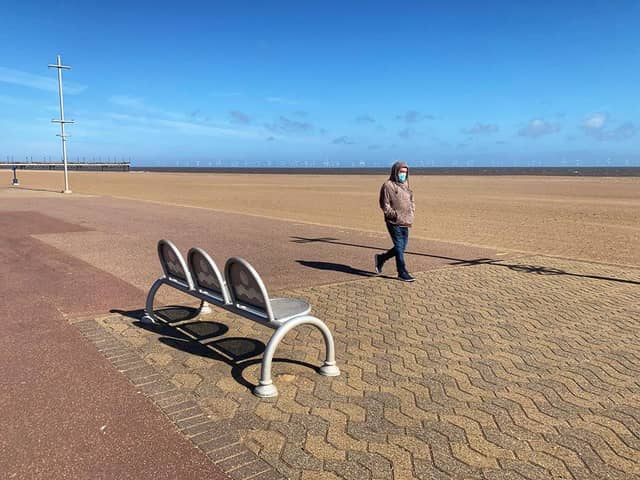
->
xmin=0 ymin=162 xmax=130 ymax=172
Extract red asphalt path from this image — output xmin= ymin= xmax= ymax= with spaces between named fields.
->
xmin=0 ymin=189 xmax=499 ymax=479
xmin=0 ymin=212 xmax=229 ymax=479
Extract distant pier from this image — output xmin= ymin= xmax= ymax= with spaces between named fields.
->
xmin=0 ymin=162 xmax=130 ymax=172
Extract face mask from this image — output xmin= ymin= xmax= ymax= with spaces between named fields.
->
xmin=398 ymin=172 xmax=407 ymax=183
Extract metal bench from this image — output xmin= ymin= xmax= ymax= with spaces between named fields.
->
xmin=141 ymin=239 xmax=340 ymax=397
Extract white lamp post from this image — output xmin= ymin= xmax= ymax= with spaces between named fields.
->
xmin=48 ymin=54 xmax=74 ymax=194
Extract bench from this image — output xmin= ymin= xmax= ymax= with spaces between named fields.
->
xmin=141 ymin=239 xmax=340 ymax=397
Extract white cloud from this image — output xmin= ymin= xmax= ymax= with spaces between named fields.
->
xmin=0 ymin=94 xmax=24 ymax=105
xmin=396 ymin=110 xmax=434 ymax=123
xmin=398 ymin=127 xmax=417 ymax=139
xmin=582 ymin=112 xmax=637 ymax=141
xmin=0 ymin=94 xmax=58 ymax=113
xmin=331 ymin=136 xmax=355 ymax=145
xmin=462 ymin=122 xmax=499 ymax=135
xmin=518 ymin=118 xmax=560 ymax=138
xmin=265 ymin=116 xmax=313 ymax=133
xmin=105 ymin=112 xmax=262 ymax=139
xmin=355 ymin=114 xmax=376 ymax=124
xmin=0 ymin=66 xmax=87 ymax=94
xmin=108 ymin=95 xmax=187 ymax=121
xmin=583 ymin=112 xmax=607 ymax=130
xmin=106 ymin=95 xmax=269 ymax=139
xmin=265 ymin=96 xmax=299 ymax=105
xmin=109 ymin=95 xmax=146 ymax=109
xmin=155 ymin=118 xmax=248 ymax=137
xmin=229 ymin=110 xmax=251 ymax=124
xmin=209 ymin=91 xmax=242 ymax=98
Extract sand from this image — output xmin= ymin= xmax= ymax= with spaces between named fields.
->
xmin=6 ymin=169 xmax=640 ymax=266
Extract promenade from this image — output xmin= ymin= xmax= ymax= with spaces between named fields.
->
xmin=1 ymin=184 xmax=639 ymax=479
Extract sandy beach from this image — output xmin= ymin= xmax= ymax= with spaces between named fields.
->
xmin=7 ymin=169 xmax=640 ymax=266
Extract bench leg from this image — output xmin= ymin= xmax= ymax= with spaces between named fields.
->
xmin=141 ymin=278 xmax=165 ymax=325
xmin=253 ymin=315 xmax=340 ymax=398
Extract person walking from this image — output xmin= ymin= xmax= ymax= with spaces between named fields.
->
xmin=375 ymin=161 xmax=415 ymax=282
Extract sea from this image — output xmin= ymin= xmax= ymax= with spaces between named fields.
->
xmin=132 ymin=166 xmax=640 ymax=177
xmin=2 ymin=163 xmax=640 ymax=176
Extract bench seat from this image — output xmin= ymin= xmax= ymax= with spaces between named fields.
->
xmin=269 ymin=297 xmax=311 ymax=324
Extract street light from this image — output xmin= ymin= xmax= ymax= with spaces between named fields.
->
xmin=48 ymin=54 xmax=74 ymax=194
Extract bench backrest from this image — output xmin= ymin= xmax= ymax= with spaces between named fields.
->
xmin=157 ymin=239 xmax=194 ymax=290
xmin=224 ymin=257 xmax=274 ymax=322
xmin=187 ymin=247 xmax=230 ymax=305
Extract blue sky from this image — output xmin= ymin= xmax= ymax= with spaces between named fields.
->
xmin=1 ymin=1 xmax=638 ymax=167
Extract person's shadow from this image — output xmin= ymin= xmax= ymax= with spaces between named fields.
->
xmin=296 ymin=260 xmax=375 ymax=277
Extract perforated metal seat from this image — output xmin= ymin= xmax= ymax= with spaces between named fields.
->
xmin=269 ymin=297 xmax=311 ymax=324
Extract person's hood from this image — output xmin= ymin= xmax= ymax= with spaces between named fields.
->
xmin=389 ymin=161 xmax=409 ymax=183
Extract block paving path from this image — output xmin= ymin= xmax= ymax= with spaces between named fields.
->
xmin=82 ymin=254 xmax=640 ymax=480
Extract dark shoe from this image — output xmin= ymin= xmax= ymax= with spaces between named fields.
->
xmin=398 ymin=272 xmax=415 ymax=282
xmin=374 ymin=254 xmax=384 ymax=274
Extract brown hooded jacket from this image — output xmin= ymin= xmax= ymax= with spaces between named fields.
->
xmin=379 ymin=161 xmax=415 ymax=226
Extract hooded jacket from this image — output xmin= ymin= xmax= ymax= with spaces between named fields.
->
xmin=379 ymin=161 xmax=415 ymax=226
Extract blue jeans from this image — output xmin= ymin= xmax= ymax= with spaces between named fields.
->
xmin=380 ymin=223 xmax=409 ymax=275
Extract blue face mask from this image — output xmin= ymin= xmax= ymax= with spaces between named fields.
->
xmin=398 ymin=172 xmax=407 ymax=183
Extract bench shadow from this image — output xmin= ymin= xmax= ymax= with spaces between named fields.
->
xmin=111 ymin=307 xmax=321 ymax=392
xmin=113 ymin=306 xmax=199 ymax=324
xmin=158 ymin=336 xmax=317 ymax=390
xmin=292 ymin=236 xmax=640 ymax=285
